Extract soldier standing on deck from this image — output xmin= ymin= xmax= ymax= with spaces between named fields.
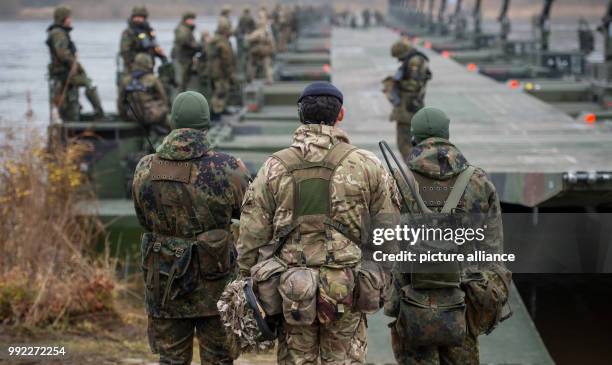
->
xmin=236 ymin=8 xmax=256 ymax=74
xmin=387 ymin=107 xmax=511 ymax=365
xmin=383 ymin=40 xmax=431 ymax=161
xmin=46 ymin=5 xmax=104 ymax=121
xmin=172 ymin=12 xmax=201 ymax=91
xmin=237 ymin=82 xmax=400 ymax=365
xmin=208 ymin=21 xmax=235 ymax=120
xmin=133 ymin=91 xmax=251 ymax=365
xmin=246 ymin=13 xmax=276 ymax=83
xmin=120 ymin=6 xmax=166 ymax=72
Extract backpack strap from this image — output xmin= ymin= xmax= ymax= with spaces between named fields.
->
xmin=441 ymin=166 xmax=476 ymax=213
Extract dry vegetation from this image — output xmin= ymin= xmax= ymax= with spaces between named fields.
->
xmin=0 ymin=126 xmax=116 ymax=328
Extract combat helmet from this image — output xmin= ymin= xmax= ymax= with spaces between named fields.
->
xmin=53 ymin=5 xmax=71 ymax=25
xmin=182 ymin=11 xmax=196 ymax=21
xmin=133 ymin=52 xmax=153 ymax=72
xmin=131 ymin=5 xmax=148 ymax=18
xmin=391 ymin=41 xmax=412 ymax=59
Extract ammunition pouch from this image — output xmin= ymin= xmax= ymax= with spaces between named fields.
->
xmin=141 ymin=232 xmax=198 ymax=309
xmin=196 ymin=229 xmax=234 ymax=280
xmin=354 ymin=261 xmax=387 ymax=314
xmin=317 ymin=266 xmax=355 ymax=323
xmin=462 ymin=267 xmax=512 ymax=336
xmin=250 ymin=256 xmax=287 ymax=316
xmin=279 ymin=267 xmax=318 ymax=326
xmin=396 ymin=285 xmax=467 ymax=347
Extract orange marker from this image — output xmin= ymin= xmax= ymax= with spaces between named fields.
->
xmin=509 ymin=79 xmax=520 ymax=89
xmin=467 ymin=63 xmax=477 ymax=72
xmin=584 ymin=113 xmax=597 ymax=124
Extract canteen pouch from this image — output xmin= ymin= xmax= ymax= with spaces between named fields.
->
xmin=462 ymin=267 xmax=512 ymax=336
xmin=141 ymin=232 xmax=198 ymax=309
xmin=355 ymin=261 xmax=387 ymax=314
xmin=317 ymin=266 xmax=355 ymax=323
xmin=196 ymin=229 xmax=233 ymax=280
xmin=279 ymin=267 xmax=318 ymax=326
xmin=250 ymin=256 xmax=287 ymax=316
xmin=397 ymin=286 xmax=467 ymax=347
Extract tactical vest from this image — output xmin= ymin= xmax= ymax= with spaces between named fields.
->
xmin=46 ymin=25 xmax=76 ymax=76
xmin=270 ymin=142 xmax=362 ymax=267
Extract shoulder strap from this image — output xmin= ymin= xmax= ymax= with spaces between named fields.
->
xmin=272 ymin=147 xmax=303 ymax=172
xmin=441 ymin=166 xmax=476 ymax=213
xmin=324 ymin=142 xmax=357 ymax=168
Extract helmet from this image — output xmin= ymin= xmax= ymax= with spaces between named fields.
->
xmin=182 ymin=11 xmax=196 ymax=21
xmin=133 ymin=52 xmax=153 ymax=71
xmin=53 ymin=5 xmax=71 ymax=25
xmin=244 ymin=279 xmax=277 ymax=341
xmin=391 ymin=41 xmax=411 ymax=59
xmin=131 ymin=5 xmax=148 ymax=18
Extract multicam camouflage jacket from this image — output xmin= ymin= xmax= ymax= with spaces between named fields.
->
xmin=46 ymin=24 xmax=76 ymax=76
xmin=237 ymin=124 xmax=401 ymax=275
xmin=133 ymin=128 xmax=251 ymax=317
xmin=120 ymin=21 xmax=164 ymax=71
xmin=171 ymin=22 xmax=200 ymax=65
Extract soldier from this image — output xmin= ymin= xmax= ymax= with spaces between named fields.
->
xmin=208 ymin=21 xmax=235 ymax=119
xmin=133 ymin=91 xmax=251 ymax=365
xmin=194 ymin=31 xmax=212 ymax=99
xmin=388 ymin=107 xmax=511 ymax=365
xmin=172 ymin=12 xmax=201 ymax=91
xmin=246 ymin=16 xmax=275 ymax=83
xmin=236 ymin=8 xmax=256 ymax=73
xmin=219 ymin=5 xmax=233 ymax=33
xmin=237 ymin=82 xmax=400 ymax=364
xmin=120 ymin=5 xmax=166 ymax=72
xmin=276 ymin=6 xmax=292 ymax=52
xmin=46 ymin=5 xmax=104 ymax=121
xmin=118 ymin=53 xmax=169 ymax=130
xmin=383 ymin=40 xmax=431 ymax=161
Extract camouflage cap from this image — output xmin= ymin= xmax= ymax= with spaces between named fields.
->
xmin=170 ymin=91 xmax=211 ymax=130
xmin=133 ymin=52 xmax=153 ymax=71
xmin=131 ymin=5 xmax=148 ymax=18
xmin=53 ymin=5 xmax=71 ymax=25
xmin=411 ymin=107 xmax=450 ymax=141
xmin=182 ymin=11 xmax=196 ymax=20
xmin=391 ymin=41 xmax=411 ymax=59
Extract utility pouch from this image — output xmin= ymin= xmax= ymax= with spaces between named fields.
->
xmin=317 ymin=266 xmax=355 ymax=323
xmin=397 ymin=285 xmax=467 ymax=347
xmin=355 ymin=261 xmax=387 ymax=314
xmin=196 ymin=229 xmax=233 ymax=280
xmin=279 ymin=267 xmax=318 ymax=326
xmin=462 ymin=267 xmax=512 ymax=336
xmin=250 ymin=256 xmax=287 ymax=316
xmin=141 ymin=232 xmax=198 ymax=309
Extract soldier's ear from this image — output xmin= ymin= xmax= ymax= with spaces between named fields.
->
xmin=336 ymin=107 xmax=345 ymax=122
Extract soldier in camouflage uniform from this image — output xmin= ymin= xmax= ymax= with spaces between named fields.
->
xmin=246 ymin=15 xmax=276 ymax=83
xmin=46 ymin=6 xmax=104 ymax=121
xmin=383 ymin=41 xmax=431 ymax=161
xmin=208 ymin=21 xmax=235 ymax=119
xmin=236 ymin=8 xmax=256 ymax=74
xmin=172 ymin=12 xmax=201 ymax=91
xmin=388 ymin=107 xmax=510 ymax=365
xmin=118 ymin=53 xmax=169 ymax=129
xmin=120 ymin=6 xmax=166 ymax=72
xmin=133 ymin=91 xmax=251 ymax=365
xmin=238 ymin=82 xmax=401 ymax=365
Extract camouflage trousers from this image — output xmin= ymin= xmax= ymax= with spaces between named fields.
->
xmin=248 ymin=56 xmax=273 ymax=83
xmin=174 ymin=60 xmax=194 ymax=92
xmin=277 ymin=309 xmax=367 ymax=365
xmin=211 ymin=78 xmax=231 ymax=115
xmin=390 ymin=321 xmax=479 ymax=365
xmin=396 ymin=120 xmax=413 ymax=162
xmin=147 ymin=315 xmax=233 ymax=365
xmin=51 ymin=65 xmax=103 ymax=121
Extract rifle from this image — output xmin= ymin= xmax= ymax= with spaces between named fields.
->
xmin=52 ymin=57 xmax=79 ymax=114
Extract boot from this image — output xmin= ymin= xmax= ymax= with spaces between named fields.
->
xmin=85 ymin=86 xmax=105 ymax=119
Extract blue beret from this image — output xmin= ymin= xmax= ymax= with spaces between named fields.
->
xmin=297 ymin=82 xmax=343 ymax=104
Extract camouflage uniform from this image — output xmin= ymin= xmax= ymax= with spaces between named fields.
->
xmin=208 ymin=22 xmax=235 ymax=116
xmin=246 ymin=21 xmax=276 ymax=83
xmin=384 ymin=41 xmax=431 ymax=161
xmin=389 ymin=109 xmax=508 ymax=365
xmin=120 ymin=6 xmax=166 ymax=72
xmin=236 ymin=9 xmax=256 ymax=74
xmin=46 ymin=6 xmax=104 ymax=121
xmin=238 ymin=124 xmax=400 ymax=365
xmin=133 ymin=92 xmax=251 ymax=365
xmin=276 ymin=7 xmax=292 ymax=52
xmin=118 ymin=53 xmax=169 ymax=128
xmin=194 ymin=31 xmax=212 ymax=98
xmin=172 ymin=13 xmax=201 ymax=91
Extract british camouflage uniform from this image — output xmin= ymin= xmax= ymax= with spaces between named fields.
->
xmin=118 ymin=53 xmax=169 ymax=128
xmin=388 ymin=108 xmax=510 ymax=365
xmin=120 ymin=6 xmax=166 ymax=72
xmin=246 ymin=20 xmax=276 ymax=83
xmin=208 ymin=21 xmax=235 ymax=116
xmin=133 ymin=91 xmax=251 ymax=365
xmin=384 ymin=41 xmax=431 ymax=161
xmin=172 ymin=12 xmax=201 ymax=91
xmin=238 ymin=124 xmax=401 ymax=365
xmin=46 ymin=6 xmax=104 ymax=121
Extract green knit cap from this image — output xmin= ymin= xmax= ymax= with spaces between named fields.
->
xmin=170 ymin=91 xmax=211 ymax=130
xmin=411 ymin=107 xmax=450 ymax=141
